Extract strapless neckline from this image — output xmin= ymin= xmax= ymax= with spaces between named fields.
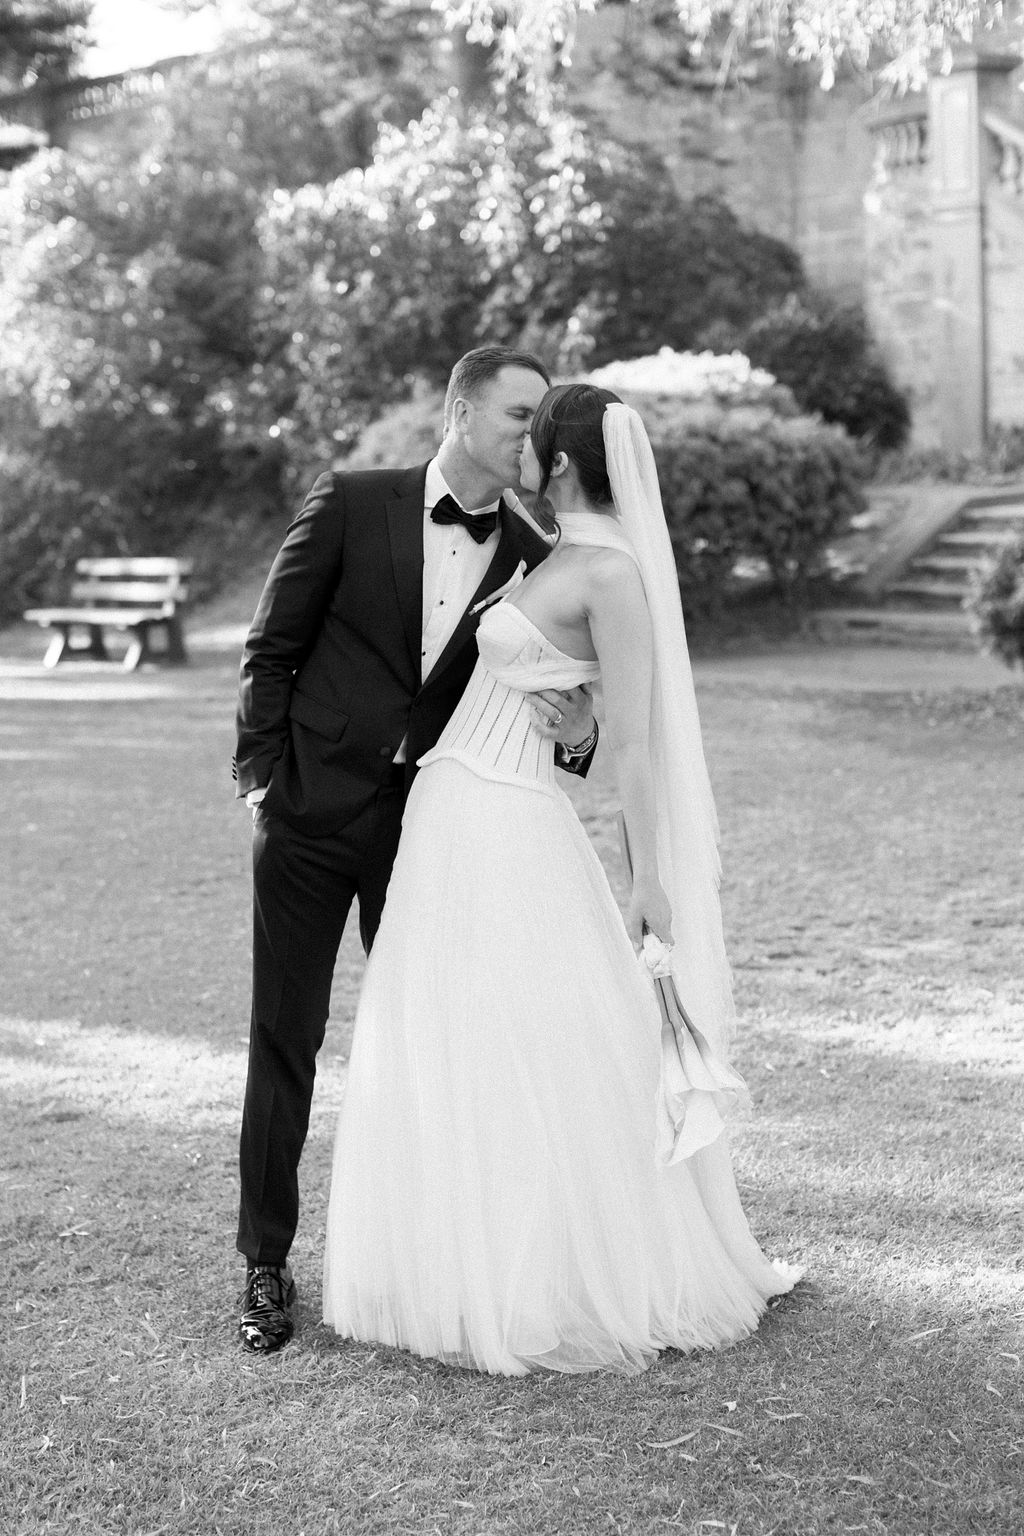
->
xmin=494 ymin=600 xmax=596 ymax=667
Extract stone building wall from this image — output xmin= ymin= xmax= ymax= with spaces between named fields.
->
xmin=569 ymin=8 xmax=877 ymax=295
xmin=986 ymin=176 xmax=1024 ymax=428
xmin=863 ymin=111 xmax=941 ymax=444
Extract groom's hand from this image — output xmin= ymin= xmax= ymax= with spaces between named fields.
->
xmin=528 ymin=685 xmax=595 ymax=747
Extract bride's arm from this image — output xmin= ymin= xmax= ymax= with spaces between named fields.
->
xmin=585 ymin=551 xmax=673 ymax=948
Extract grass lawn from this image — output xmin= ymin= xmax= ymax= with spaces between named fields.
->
xmin=2 ymin=636 xmax=1022 ymax=1536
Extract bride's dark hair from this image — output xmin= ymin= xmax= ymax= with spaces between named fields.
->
xmin=529 ymin=383 xmax=623 ymax=510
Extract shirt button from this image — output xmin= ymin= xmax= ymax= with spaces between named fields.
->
xmin=378 ymin=747 xmax=391 ymax=757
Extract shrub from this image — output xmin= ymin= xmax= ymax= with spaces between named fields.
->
xmin=582 ymin=349 xmax=865 ymax=622
xmin=705 ymin=294 xmax=911 ymax=449
xmin=0 ymin=148 xmax=284 ymax=616
xmin=967 ymin=537 xmax=1024 ymax=670
xmin=587 ymin=347 xmax=787 ymax=411
xmin=341 ymin=383 xmax=447 ymax=470
xmin=650 ymin=411 xmax=867 ymax=622
xmin=255 ymin=113 xmax=811 ymax=484
xmin=578 ymin=178 xmax=805 ymax=368
xmin=344 ymin=378 xmax=865 ymax=628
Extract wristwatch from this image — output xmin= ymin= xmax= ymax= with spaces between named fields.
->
xmin=558 ymin=723 xmax=599 ymax=766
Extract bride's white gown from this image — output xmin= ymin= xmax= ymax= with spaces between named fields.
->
xmin=323 ymin=601 xmax=799 ymax=1376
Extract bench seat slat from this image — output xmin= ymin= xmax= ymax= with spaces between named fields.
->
xmin=25 ymin=606 xmax=177 ymax=626
xmin=75 ymin=557 xmax=194 ymax=577
xmin=69 ymin=580 xmax=187 ymax=605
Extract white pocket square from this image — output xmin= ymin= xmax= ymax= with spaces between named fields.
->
xmin=471 ymin=560 xmax=527 ymax=615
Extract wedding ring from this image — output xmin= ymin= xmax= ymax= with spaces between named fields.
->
xmin=551 ymin=710 xmax=563 ymax=727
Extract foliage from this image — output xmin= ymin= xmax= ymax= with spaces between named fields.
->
xmin=650 ymin=407 xmax=867 ymax=621
xmin=256 ymin=109 xmax=807 ymax=477
xmin=569 ymin=161 xmax=805 ymax=367
xmin=0 ymin=0 xmax=89 ymax=92
xmin=254 ymin=104 xmax=599 ymax=469
xmin=341 ymin=382 xmax=449 ymax=470
xmin=586 ymin=345 xmax=786 ymax=408
xmin=874 ymin=423 xmax=1024 ymax=484
xmin=343 ymin=381 xmax=866 ymax=623
xmin=703 ymin=294 xmax=912 ymax=450
xmin=967 ymin=534 xmax=1024 ymax=669
xmin=0 ymin=146 xmax=282 ymax=618
xmin=437 ymin=0 xmax=1017 ymax=93
xmin=0 ymin=451 xmax=110 ymax=621
xmin=170 ymin=7 xmax=445 ymax=191
xmin=0 ymin=3 xmax=873 ymax=618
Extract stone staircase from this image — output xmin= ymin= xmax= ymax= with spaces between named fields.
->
xmin=820 ymin=489 xmax=1024 ymax=647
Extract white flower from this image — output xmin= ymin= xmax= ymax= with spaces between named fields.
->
xmin=587 ymin=346 xmax=776 ymax=402
xmin=640 ymin=932 xmax=674 ymax=977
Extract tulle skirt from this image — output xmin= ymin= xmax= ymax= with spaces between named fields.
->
xmin=323 ymin=759 xmax=799 ymax=1375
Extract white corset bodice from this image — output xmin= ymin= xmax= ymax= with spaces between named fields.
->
xmin=417 ymin=602 xmax=600 ymax=793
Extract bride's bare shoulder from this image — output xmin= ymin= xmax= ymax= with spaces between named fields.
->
xmin=567 ymin=548 xmax=645 ymax=625
xmin=576 ymin=544 xmax=643 ymax=589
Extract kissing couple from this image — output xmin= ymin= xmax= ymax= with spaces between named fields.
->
xmin=233 ymin=344 xmax=800 ymax=1373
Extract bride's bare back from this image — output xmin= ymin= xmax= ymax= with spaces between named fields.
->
xmin=504 ymin=541 xmax=644 ymax=665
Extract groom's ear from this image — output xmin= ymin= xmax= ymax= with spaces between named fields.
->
xmin=448 ymin=395 xmax=471 ymax=435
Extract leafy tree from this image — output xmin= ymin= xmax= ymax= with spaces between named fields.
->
xmin=250 ymin=102 xmax=810 ymax=474
xmin=0 ymin=145 xmax=279 ymax=617
xmin=169 ymin=0 xmax=444 ymax=176
xmin=702 ymin=294 xmax=911 ymax=448
xmin=967 ymin=536 xmax=1024 ymax=668
xmin=432 ymin=0 xmax=1019 ymax=90
xmin=0 ymin=0 xmax=89 ymax=92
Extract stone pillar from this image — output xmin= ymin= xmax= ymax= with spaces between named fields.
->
xmin=927 ymin=51 xmax=1018 ymax=453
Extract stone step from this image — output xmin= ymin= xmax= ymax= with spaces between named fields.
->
xmin=888 ymin=577 xmax=969 ymax=606
xmin=816 ymin=606 xmax=975 ymax=649
xmin=959 ymin=502 xmax=1024 ymax=526
xmin=937 ymin=528 xmax=1022 ymax=549
xmin=909 ymin=553 xmax=980 ymax=575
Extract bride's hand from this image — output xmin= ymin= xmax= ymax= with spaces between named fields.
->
xmin=626 ymin=879 xmax=673 ymax=951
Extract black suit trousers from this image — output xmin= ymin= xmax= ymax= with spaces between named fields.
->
xmin=237 ymin=779 xmax=406 ymax=1264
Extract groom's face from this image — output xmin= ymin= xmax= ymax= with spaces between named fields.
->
xmin=460 ymin=366 xmax=548 ymax=489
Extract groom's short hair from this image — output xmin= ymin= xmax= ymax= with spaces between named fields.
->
xmin=443 ymin=346 xmax=550 ymax=428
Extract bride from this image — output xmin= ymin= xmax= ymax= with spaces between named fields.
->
xmin=322 ymin=383 xmax=800 ymax=1375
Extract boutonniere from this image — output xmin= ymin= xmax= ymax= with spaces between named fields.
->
xmin=470 ymin=560 xmax=527 ymax=616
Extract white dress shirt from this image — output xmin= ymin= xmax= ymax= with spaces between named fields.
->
xmin=247 ymin=461 xmax=502 ymax=802
xmin=418 ymin=458 xmax=501 ymax=681
xmin=392 ymin=459 xmax=501 ymax=762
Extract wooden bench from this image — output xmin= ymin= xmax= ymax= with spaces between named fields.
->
xmin=24 ymin=557 xmax=192 ymax=672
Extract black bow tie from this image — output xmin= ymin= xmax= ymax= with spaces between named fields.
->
xmin=430 ymin=493 xmax=499 ymax=544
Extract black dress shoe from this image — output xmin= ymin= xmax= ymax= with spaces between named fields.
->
xmin=239 ymin=1263 xmax=296 ymax=1353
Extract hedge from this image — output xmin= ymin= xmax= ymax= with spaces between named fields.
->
xmin=345 ymin=388 xmax=866 ymax=623
xmin=651 ymin=410 xmax=865 ymax=622
xmin=967 ymin=536 xmax=1024 ymax=670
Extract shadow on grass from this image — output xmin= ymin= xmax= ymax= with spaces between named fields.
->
xmin=3 ymin=1004 xmax=1021 ymax=1535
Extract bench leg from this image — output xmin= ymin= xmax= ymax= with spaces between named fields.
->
xmin=164 ymin=613 xmax=188 ymax=665
xmin=43 ymin=625 xmax=112 ymax=667
xmin=122 ymin=626 xmax=148 ymax=672
xmin=85 ymin=625 xmax=111 ymax=660
xmin=42 ymin=629 xmax=69 ymax=669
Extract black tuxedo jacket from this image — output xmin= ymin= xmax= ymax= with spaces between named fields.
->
xmin=234 ymin=462 xmax=572 ymax=835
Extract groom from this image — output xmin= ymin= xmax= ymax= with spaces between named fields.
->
xmin=232 ymin=346 xmax=598 ymax=1352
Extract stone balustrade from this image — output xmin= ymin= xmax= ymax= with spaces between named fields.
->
xmin=985 ymin=111 xmax=1024 ymax=197
xmin=871 ymin=108 xmax=929 ymax=179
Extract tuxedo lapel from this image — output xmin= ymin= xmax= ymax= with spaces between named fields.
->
xmin=385 ymin=467 xmax=427 ymax=685
xmin=420 ymin=499 xmax=540 ymax=692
